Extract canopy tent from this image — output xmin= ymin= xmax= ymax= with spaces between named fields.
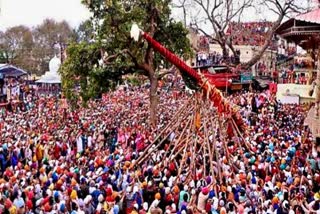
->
xmin=0 ymin=64 xmax=28 ymax=78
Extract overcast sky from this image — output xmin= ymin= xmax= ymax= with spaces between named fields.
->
xmin=0 ymin=0 xmax=91 ymax=31
xmin=0 ymin=0 xmax=316 ymax=32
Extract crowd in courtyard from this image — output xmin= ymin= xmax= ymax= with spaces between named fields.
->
xmin=0 ymin=78 xmax=319 ymax=214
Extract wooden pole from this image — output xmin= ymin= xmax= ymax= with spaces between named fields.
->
xmin=218 ymin=116 xmax=231 ymax=164
xmin=206 ymin=113 xmax=218 ymax=195
xmin=212 ymin=117 xmax=223 ymax=184
xmin=136 ymin=97 xmax=192 ymax=161
xmin=231 ymin=118 xmax=253 ymax=152
xmin=168 ymin=113 xmax=193 ymax=161
xmin=133 ymin=100 xmax=193 ymax=166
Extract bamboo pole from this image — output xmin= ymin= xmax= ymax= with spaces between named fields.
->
xmin=218 ymin=116 xmax=231 ymax=164
xmin=202 ymin=106 xmax=211 ymax=178
xmin=177 ymin=147 xmax=188 ymax=179
xmin=191 ymin=116 xmax=198 ymax=180
xmin=167 ymin=113 xmax=193 ymax=160
xmin=133 ymin=102 xmax=193 ymax=167
xmin=213 ymin=118 xmax=223 ymax=183
xmin=205 ymin=111 xmax=218 ymax=195
xmin=135 ymin=97 xmax=193 ymax=162
xmin=202 ymin=135 xmax=207 ymax=178
xmin=179 ymin=104 xmax=204 ymax=180
xmin=230 ymin=118 xmax=244 ymax=152
xmin=176 ymin=115 xmax=194 ymax=176
xmin=231 ymin=118 xmax=253 ymax=152
xmin=161 ymin=103 xmax=197 ymax=167
xmin=148 ymin=107 xmax=192 ymax=164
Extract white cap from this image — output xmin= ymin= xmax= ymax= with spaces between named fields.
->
xmin=143 ymin=202 xmax=148 ymax=211
xmin=98 ymin=194 xmax=104 ymax=202
xmin=133 ymin=186 xmax=138 ymax=193
xmin=126 ymin=186 xmax=132 ymax=193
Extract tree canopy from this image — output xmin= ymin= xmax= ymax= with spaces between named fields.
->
xmin=0 ymin=25 xmax=34 ymax=70
xmin=0 ymin=19 xmax=75 ymax=75
xmin=60 ymin=0 xmax=193 ymax=124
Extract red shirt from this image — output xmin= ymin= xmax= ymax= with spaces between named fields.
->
xmin=106 ymin=196 xmax=114 ymax=203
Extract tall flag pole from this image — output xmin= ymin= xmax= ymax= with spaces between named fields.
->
xmin=130 ymin=24 xmax=247 ymax=133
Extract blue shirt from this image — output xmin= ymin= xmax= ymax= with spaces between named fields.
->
xmin=113 ymin=204 xmax=120 ymax=214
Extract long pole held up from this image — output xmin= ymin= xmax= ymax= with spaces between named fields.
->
xmin=130 ymin=24 xmax=247 ymax=134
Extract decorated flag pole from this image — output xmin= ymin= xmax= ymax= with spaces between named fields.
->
xmin=130 ymin=24 xmax=246 ymax=133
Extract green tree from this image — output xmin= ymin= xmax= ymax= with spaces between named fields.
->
xmin=75 ymin=20 xmax=95 ymax=43
xmin=60 ymin=42 xmax=128 ymax=105
xmin=60 ymin=0 xmax=192 ymax=126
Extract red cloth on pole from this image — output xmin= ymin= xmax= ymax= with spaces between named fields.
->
xmin=142 ymin=32 xmax=246 ymax=133
xmin=142 ymin=33 xmax=200 ymax=82
xmin=269 ymin=83 xmax=277 ymax=94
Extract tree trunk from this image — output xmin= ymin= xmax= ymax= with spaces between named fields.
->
xmin=149 ymin=74 xmax=158 ymax=127
xmin=221 ymin=43 xmax=229 ymax=63
xmin=134 ymin=61 xmax=159 ymax=128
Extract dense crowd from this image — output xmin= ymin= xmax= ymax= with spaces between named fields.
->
xmin=0 ymin=78 xmax=319 ymax=214
xmin=227 ymin=22 xmax=275 ymax=48
xmin=278 ymin=58 xmax=314 ymax=84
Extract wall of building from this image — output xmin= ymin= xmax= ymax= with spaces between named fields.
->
xmin=276 ymin=83 xmax=315 ymax=104
xmin=208 ymin=44 xmax=276 ymax=64
xmin=208 ymin=44 xmax=253 ymax=63
xmin=208 ymin=43 xmax=277 ymax=76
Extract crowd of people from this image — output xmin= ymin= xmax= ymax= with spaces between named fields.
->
xmin=195 ymin=51 xmax=240 ymax=67
xmin=278 ymin=58 xmax=315 ymax=85
xmin=0 ymin=76 xmax=319 ymax=214
xmin=227 ymin=22 xmax=276 ymax=49
xmin=196 ymin=52 xmax=224 ymax=67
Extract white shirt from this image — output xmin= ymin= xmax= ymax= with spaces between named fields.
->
xmin=76 ymin=136 xmax=83 ymax=153
xmin=87 ymin=136 xmax=92 ymax=148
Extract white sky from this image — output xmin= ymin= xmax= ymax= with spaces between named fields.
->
xmin=0 ymin=0 xmax=316 ymax=32
xmin=0 ymin=0 xmax=92 ymax=31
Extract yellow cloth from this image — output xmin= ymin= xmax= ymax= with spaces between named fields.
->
xmin=70 ymin=190 xmax=77 ymax=200
xmin=9 ymin=206 xmax=17 ymax=214
xmin=315 ymin=192 xmax=320 ymax=200
xmin=36 ymin=144 xmax=44 ymax=161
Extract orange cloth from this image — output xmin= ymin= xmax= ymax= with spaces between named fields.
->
xmin=155 ymin=193 xmax=161 ymax=200
xmin=195 ymin=112 xmax=201 ymax=130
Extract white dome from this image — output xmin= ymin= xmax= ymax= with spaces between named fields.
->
xmin=41 ymin=72 xmax=61 ymax=81
xmin=36 ymin=55 xmax=62 ymax=84
xmin=49 ymin=55 xmax=61 ymax=74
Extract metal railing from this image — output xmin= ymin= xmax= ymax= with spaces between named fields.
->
xmin=281 ymin=26 xmax=320 ymax=36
